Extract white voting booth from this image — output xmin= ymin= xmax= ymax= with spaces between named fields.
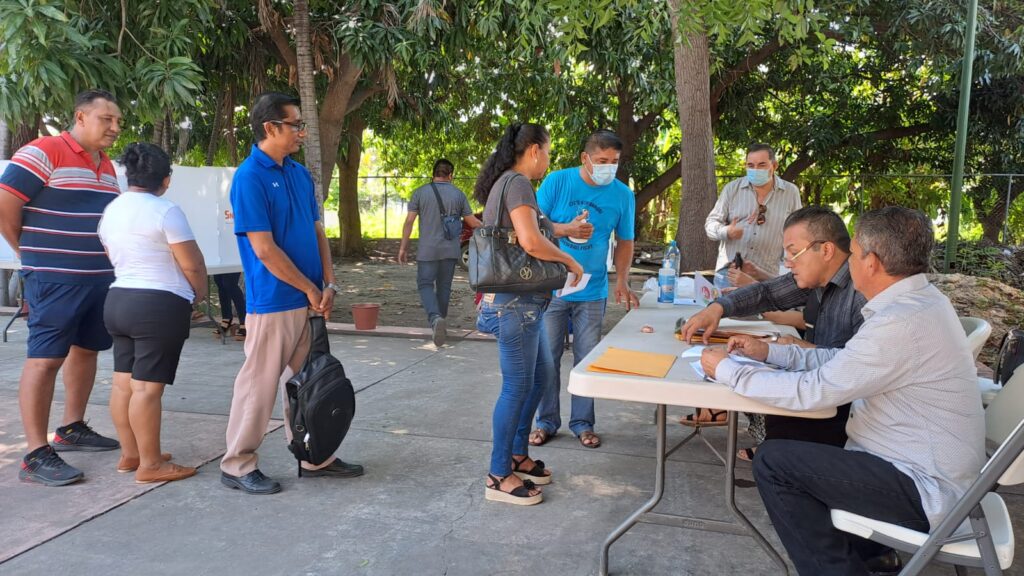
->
xmin=0 ymin=161 xmax=242 ymax=272
xmin=0 ymin=161 xmax=243 ymax=342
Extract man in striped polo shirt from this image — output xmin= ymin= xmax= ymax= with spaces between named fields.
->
xmin=0 ymin=90 xmax=123 ymax=486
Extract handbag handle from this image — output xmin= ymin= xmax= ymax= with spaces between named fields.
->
xmin=488 ymin=173 xmax=545 ymax=234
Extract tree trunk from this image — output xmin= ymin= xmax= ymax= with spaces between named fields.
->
xmin=225 ymin=85 xmax=238 ymax=165
xmin=294 ymin=0 xmax=324 ymax=206
xmin=12 ymin=117 xmax=39 ymax=152
xmin=0 ymin=119 xmax=9 ymax=159
xmin=974 ymin=177 xmax=1024 ymax=244
xmin=337 ymin=115 xmax=366 ymax=256
xmin=162 ymin=114 xmax=174 ymax=155
xmin=669 ymin=1 xmax=718 ymax=270
xmin=205 ymin=88 xmax=225 ymax=165
xmin=175 ymin=120 xmax=191 ymax=161
xmin=151 ymin=117 xmax=165 ymax=150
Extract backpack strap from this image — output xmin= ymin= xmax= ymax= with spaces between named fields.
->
xmin=306 ymin=315 xmax=330 ymax=359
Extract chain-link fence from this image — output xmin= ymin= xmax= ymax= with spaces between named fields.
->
xmin=330 ymin=173 xmax=1023 ymax=243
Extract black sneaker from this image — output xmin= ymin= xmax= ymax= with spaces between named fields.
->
xmin=19 ymin=446 xmax=84 ymax=486
xmin=51 ymin=420 xmax=120 ymax=452
xmin=299 ymin=459 xmax=364 ymax=478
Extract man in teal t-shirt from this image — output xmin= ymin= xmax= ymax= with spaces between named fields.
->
xmin=529 ymin=130 xmax=638 ymax=449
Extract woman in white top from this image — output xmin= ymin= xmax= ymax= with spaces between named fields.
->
xmin=98 ymin=143 xmax=207 ymax=484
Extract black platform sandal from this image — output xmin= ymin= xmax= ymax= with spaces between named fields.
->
xmin=512 ymin=455 xmax=552 ymax=485
xmin=214 ymin=319 xmax=236 ymax=337
xmin=485 ymin=473 xmax=542 ymax=506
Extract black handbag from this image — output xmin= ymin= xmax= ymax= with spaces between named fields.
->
xmin=468 ymin=174 xmax=568 ymax=293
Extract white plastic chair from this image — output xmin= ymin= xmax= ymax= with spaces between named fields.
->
xmin=830 ymin=373 xmax=1024 ymax=575
xmin=961 ymin=317 xmax=992 ymax=362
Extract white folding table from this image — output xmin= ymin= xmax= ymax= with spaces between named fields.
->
xmin=568 ymin=292 xmax=835 ymax=575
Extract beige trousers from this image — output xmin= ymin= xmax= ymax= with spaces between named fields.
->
xmin=220 ymin=307 xmax=329 ymax=476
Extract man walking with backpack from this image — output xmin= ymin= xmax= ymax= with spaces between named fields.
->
xmin=220 ymin=92 xmax=363 ymax=495
xmin=398 ymin=159 xmax=481 ymax=346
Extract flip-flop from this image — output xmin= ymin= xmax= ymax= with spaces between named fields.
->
xmin=578 ymin=430 xmax=601 ymax=449
xmin=529 ymin=428 xmax=554 ymax=446
xmin=679 ymin=408 xmax=729 ymax=427
xmin=737 ymin=447 xmax=757 ymax=462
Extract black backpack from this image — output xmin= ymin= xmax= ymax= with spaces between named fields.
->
xmin=285 ymin=316 xmax=356 ymax=475
xmin=995 ymin=329 xmax=1024 ymax=386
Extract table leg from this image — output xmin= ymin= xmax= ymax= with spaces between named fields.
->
xmin=723 ymin=411 xmax=790 ymax=575
xmin=600 ymin=403 xmax=669 ymax=576
xmin=2 ymin=305 xmax=25 ymax=343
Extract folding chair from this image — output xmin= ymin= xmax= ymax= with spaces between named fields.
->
xmin=961 ymin=317 xmax=992 ymax=362
xmin=830 ymin=377 xmax=1024 ymax=575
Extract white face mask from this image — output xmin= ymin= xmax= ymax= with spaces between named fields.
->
xmin=585 ymin=155 xmax=618 ymax=186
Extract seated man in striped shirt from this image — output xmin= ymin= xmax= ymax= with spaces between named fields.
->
xmin=0 ymin=90 xmax=123 ymax=486
xmin=701 ymin=207 xmax=985 ymax=575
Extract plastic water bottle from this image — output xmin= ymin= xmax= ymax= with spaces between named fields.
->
xmin=658 ymin=266 xmax=676 ymax=303
xmin=663 ymin=240 xmax=680 ymax=275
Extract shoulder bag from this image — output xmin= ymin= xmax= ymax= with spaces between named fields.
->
xmin=468 ymin=174 xmax=567 ymax=293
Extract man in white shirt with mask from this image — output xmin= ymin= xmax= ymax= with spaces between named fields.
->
xmin=705 ymin=143 xmax=802 ymax=282
xmin=528 ymin=130 xmax=638 ymax=450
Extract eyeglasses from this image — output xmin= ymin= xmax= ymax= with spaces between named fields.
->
xmin=756 ymin=203 xmax=767 ymax=225
xmin=269 ymin=120 xmax=307 ymax=132
xmin=785 ymin=240 xmax=826 ymax=263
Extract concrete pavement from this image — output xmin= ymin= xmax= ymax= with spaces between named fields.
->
xmin=0 ymin=318 xmax=1018 ymax=575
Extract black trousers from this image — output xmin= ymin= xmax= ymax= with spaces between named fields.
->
xmin=753 ymin=439 xmax=929 ymax=576
xmin=764 ymin=402 xmax=852 ymax=446
xmin=213 ymin=273 xmax=246 ymax=324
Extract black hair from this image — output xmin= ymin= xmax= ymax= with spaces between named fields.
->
xmin=74 ymin=89 xmax=116 ymax=112
xmin=473 ymin=123 xmax=549 ymax=205
xmin=582 ymin=129 xmax=623 ymax=154
xmin=433 ymin=158 xmax=455 ymax=178
xmin=746 ymin=143 xmax=776 ymax=162
xmin=250 ymin=92 xmax=301 ymax=142
xmin=119 ymin=142 xmax=172 ymax=192
xmin=784 ymin=206 xmax=851 ymax=253
xmin=855 ymin=206 xmax=934 ymax=276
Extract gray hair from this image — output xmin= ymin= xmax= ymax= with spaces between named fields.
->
xmin=854 ymin=206 xmax=933 ymax=276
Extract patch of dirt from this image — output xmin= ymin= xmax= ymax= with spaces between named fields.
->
xmin=929 ymin=273 xmax=1024 ymax=366
xmin=328 ymin=239 xmax=632 ymax=332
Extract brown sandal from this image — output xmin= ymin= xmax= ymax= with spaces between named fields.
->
xmin=679 ymin=408 xmax=729 ymax=427
xmin=578 ymin=430 xmax=601 ymax=448
xmin=528 ymin=428 xmax=554 ymax=446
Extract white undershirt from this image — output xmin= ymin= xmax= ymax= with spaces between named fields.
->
xmin=99 ymin=190 xmax=197 ymax=302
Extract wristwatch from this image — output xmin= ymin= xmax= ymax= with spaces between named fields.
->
xmin=325 ymin=282 xmax=341 ymax=293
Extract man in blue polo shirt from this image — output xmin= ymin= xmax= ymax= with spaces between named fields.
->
xmin=529 ymin=130 xmax=638 ymax=449
xmin=0 ymin=90 xmax=123 ymax=486
xmin=219 ymin=92 xmax=363 ymax=495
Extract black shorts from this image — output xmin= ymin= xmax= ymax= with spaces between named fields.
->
xmin=103 ymin=288 xmax=192 ymax=384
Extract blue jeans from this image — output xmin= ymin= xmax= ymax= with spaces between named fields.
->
xmin=535 ymin=297 xmax=605 ymax=436
xmin=416 ymin=259 xmax=457 ymax=324
xmin=477 ymin=293 xmax=553 ymax=477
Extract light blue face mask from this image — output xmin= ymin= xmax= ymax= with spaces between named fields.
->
xmin=585 ymin=156 xmax=618 ymax=186
xmin=747 ymin=168 xmax=771 ymax=187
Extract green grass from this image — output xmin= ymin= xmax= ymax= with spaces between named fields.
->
xmin=323 ymin=207 xmax=414 ymax=239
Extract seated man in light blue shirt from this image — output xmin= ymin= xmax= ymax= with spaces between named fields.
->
xmin=701 ymin=207 xmax=985 ymax=575
xmin=529 ymin=130 xmax=638 ymax=449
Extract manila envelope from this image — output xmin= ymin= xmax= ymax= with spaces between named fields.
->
xmin=587 ymin=347 xmax=677 ymax=378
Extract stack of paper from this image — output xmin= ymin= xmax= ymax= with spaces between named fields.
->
xmin=589 ymin=344 xmax=675 ymax=377
xmin=588 ymin=347 xmax=677 ymax=378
